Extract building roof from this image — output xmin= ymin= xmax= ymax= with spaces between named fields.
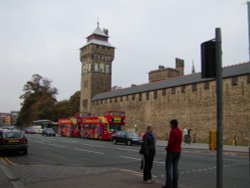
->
xmin=92 ymin=62 xmax=250 ymax=101
xmin=149 ymin=67 xmax=179 ymax=74
xmin=81 ymin=23 xmax=114 ymax=49
xmin=90 ymin=24 xmax=108 ymax=37
xmin=83 ymin=39 xmax=114 ymax=48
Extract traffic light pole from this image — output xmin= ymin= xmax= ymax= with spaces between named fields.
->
xmin=215 ymin=28 xmax=223 ymax=188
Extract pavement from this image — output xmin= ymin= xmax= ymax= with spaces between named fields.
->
xmin=156 ymin=140 xmax=249 ymax=153
xmin=0 ymin=141 xmax=249 ymax=188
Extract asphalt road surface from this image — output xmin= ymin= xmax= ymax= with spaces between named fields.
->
xmin=2 ymin=134 xmax=249 ymax=188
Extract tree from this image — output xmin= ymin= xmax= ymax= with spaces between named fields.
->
xmin=53 ymin=91 xmax=80 ymax=120
xmin=69 ymin=91 xmax=80 ymax=115
xmin=17 ymin=74 xmax=58 ymax=127
xmin=54 ymin=100 xmax=74 ymax=120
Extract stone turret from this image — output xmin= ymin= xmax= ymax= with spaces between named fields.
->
xmin=79 ymin=23 xmax=115 ymax=113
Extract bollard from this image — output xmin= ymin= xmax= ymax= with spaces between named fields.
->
xmin=209 ymin=130 xmax=217 ymax=150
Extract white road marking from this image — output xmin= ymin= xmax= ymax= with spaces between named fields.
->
xmin=48 ymin=144 xmax=65 ymax=148
xmin=31 ymin=141 xmax=44 ymax=144
xmin=119 ymin=156 xmax=165 ymax=164
xmin=118 ymin=168 xmax=143 ymax=176
xmin=75 ymin=148 xmax=104 ymax=155
xmin=120 ymin=156 xmax=141 ymax=161
xmin=82 ymin=143 xmax=107 ymax=148
xmin=181 ymin=162 xmax=249 ymax=175
xmin=117 ymin=148 xmax=138 ymax=152
xmin=153 ymin=160 xmax=165 ymax=164
xmin=59 ymin=140 xmax=78 ymax=144
xmin=118 ymin=168 xmax=157 ymax=178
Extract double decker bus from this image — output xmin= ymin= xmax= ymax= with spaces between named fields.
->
xmin=80 ymin=111 xmax=125 ymax=140
xmin=57 ymin=117 xmax=81 ymax=137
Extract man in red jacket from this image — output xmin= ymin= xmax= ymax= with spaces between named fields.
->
xmin=163 ymin=119 xmax=182 ymax=188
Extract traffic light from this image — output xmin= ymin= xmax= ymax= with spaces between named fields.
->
xmin=201 ymin=40 xmax=216 ymax=78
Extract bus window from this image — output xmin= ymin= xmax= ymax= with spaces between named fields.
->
xmin=110 ymin=124 xmax=123 ymax=132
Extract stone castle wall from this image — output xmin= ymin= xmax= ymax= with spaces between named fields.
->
xmin=91 ymin=74 xmax=250 ymax=145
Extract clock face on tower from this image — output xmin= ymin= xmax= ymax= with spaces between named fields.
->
xmin=105 ymin=65 xmax=110 ymax=73
xmin=100 ymin=63 xmax=104 ymax=73
xmin=94 ymin=63 xmax=98 ymax=72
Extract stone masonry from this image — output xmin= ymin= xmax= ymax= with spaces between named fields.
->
xmin=91 ymin=73 xmax=250 ymax=145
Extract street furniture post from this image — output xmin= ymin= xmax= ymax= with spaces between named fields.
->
xmin=201 ymin=27 xmax=223 ymax=188
xmin=215 ymin=27 xmax=223 ymax=188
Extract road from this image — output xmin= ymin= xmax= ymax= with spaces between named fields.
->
xmin=1 ymin=134 xmax=249 ymax=188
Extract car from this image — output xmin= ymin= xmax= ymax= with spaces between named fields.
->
xmin=0 ymin=129 xmax=28 ymax=155
xmin=25 ymin=128 xmax=35 ymax=134
xmin=42 ymin=128 xmax=56 ymax=137
xmin=112 ymin=131 xmax=142 ymax=145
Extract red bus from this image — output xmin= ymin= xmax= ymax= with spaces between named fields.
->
xmin=58 ymin=117 xmax=81 ymax=137
xmin=80 ymin=111 xmax=125 ymax=140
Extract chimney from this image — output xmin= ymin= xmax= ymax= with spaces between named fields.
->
xmin=175 ymin=58 xmax=184 ymax=76
xmin=158 ymin=65 xmax=165 ymax=69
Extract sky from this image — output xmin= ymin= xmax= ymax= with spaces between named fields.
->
xmin=0 ymin=0 xmax=249 ymax=112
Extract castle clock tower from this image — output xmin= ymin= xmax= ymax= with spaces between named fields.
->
xmin=80 ymin=23 xmax=115 ymax=113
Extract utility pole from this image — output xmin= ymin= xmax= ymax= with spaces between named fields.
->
xmin=247 ymin=1 xmax=250 ymax=61
xmin=215 ymin=28 xmax=223 ymax=188
xmin=201 ymin=28 xmax=223 ymax=188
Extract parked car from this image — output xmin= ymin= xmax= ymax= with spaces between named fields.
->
xmin=112 ymin=131 xmax=142 ymax=145
xmin=0 ymin=129 xmax=28 ymax=155
xmin=42 ymin=128 xmax=56 ymax=137
xmin=25 ymin=128 xmax=35 ymax=134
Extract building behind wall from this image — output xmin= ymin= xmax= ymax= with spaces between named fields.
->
xmin=149 ymin=58 xmax=184 ymax=83
xmin=80 ymin=24 xmax=250 ymax=145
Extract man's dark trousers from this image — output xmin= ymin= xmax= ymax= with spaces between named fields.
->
xmin=143 ymin=150 xmax=155 ymax=181
xmin=165 ymin=152 xmax=180 ymax=188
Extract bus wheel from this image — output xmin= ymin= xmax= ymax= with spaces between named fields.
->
xmin=113 ymin=140 xmax=117 ymax=144
xmin=127 ymin=140 xmax=132 ymax=146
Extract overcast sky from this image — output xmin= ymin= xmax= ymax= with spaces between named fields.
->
xmin=0 ymin=0 xmax=248 ymax=112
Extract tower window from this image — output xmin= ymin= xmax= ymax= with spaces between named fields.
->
xmin=247 ymin=74 xmax=250 ymax=83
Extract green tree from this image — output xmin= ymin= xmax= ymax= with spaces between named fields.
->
xmin=54 ymin=91 xmax=80 ymax=121
xmin=17 ymin=74 xmax=58 ymax=127
xmin=54 ymin=100 xmax=74 ymax=120
xmin=69 ymin=91 xmax=80 ymax=115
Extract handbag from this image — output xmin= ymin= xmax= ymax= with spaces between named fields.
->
xmin=139 ymin=146 xmax=144 ymax=154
